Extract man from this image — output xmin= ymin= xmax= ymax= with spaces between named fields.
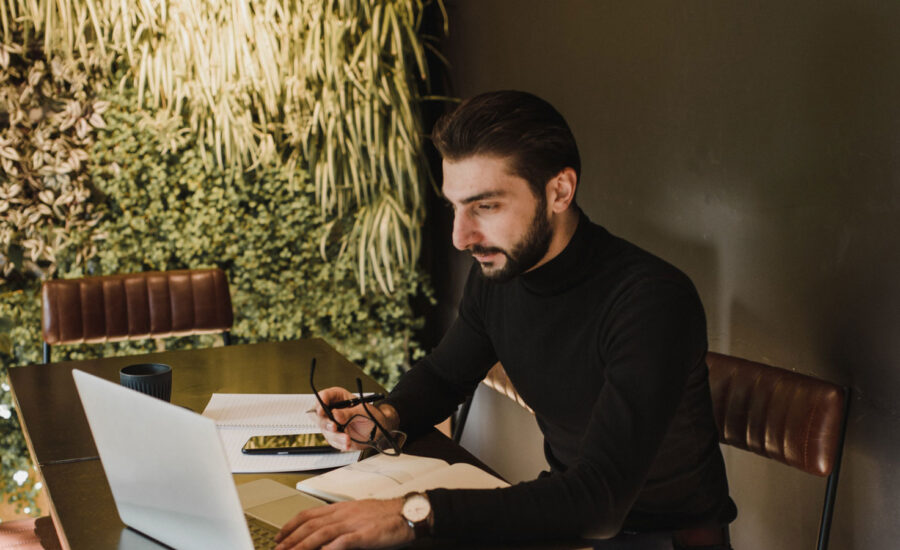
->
xmin=275 ymin=91 xmax=736 ymax=550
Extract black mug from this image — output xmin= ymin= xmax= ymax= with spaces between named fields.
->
xmin=119 ymin=363 xmax=172 ymax=402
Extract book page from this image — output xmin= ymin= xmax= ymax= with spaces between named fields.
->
xmin=296 ymin=454 xmax=449 ymax=501
xmin=373 ymin=462 xmax=509 ymax=499
xmin=202 ymin=394 xmax=318 ymax=430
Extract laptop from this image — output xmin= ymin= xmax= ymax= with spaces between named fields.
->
xmin=72 ymin=369 xmax=326 ymax=550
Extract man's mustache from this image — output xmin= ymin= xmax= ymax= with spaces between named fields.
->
xmin=468 ymin=245 xmax=507 ymax=257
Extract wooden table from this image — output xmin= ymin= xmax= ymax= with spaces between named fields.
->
xmin=7 ymin=339 xmax=496 ymax=549
xmin=10 ymin=339 xmax=586 ymax=550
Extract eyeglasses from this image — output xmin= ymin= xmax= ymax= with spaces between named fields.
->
xmin=309 ymin=358 xmax=406 ymax=456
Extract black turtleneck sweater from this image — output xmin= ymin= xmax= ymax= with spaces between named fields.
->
xmin=383 ymin=213 xmax=736 ymax=542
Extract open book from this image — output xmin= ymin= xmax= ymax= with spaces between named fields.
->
xmin=295 ymin=453 xmax=509 ymax=502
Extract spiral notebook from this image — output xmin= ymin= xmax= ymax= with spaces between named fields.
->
xmin=203 ymin=393 xmax=321 ymax=429
xmin=201 ymin=393 xmax=360 ymax=473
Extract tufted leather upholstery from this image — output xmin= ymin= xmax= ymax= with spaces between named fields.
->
xmin=706 ymin=351 xmax=846 ymax=477
xmin=41 ymin=269 xmax=233 ymax=346
xmin=0 ymin=517 xmax=62 ymax=550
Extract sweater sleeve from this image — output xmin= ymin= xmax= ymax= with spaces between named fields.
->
xmin=425 ymin=278 xmax=709 ymax=542
xmin=382 ymin=265 xmax=498 ymax=437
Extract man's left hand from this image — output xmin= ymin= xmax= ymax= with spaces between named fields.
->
xmin=274 ymin=498 xmax=414 ymax=550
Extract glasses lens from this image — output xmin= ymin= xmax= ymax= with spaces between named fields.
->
xmin=344 ymin=414 xmax=406 ymax=456
xmin=345 ymin=414 xmax=377 ymax=443
xmin=373 ymin=430 xmax=407 ymax=456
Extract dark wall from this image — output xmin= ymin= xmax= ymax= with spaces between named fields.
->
xmin=436 ymin=1 xmax=900 ymax=548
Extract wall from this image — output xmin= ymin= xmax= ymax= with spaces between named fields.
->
xmin=437 ymin=1 xmax=900 ymax=549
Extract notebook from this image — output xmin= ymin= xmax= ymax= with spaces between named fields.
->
xmin=200 ymin=393 xmax=361 ymax=473
xmin=296 ymin=453 xmax=509 ymax=502
xmin=72 ymin=369 xmax=326 ymax=550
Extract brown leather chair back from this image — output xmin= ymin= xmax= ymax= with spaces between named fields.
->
xmin=41 ymin=269 xmax=233 ymax=358
xmin=707 ymin=351 xmax=850 ymax=550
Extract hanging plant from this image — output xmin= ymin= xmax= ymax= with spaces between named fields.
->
xmin=2 ymin=0 xmax=447 ymax=294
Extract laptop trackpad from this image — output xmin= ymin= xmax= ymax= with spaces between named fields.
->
xmin=238 ymin=480 xmax=327 ymax=529
xmin=246 ymin=493 xmax=326 ymax=528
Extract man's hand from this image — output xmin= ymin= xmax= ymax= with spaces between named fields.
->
xmin=311 ymin=387 xmax=399 ymax=452
xmin=274 ymin=498 xmax=414 ymax=550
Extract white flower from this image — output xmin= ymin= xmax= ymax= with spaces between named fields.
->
xmin=0 ymin=405 xmax=11 ymax=420
xmin=23 ymin=507 xmax=30 ymax=514
xmin=13 ymin=470 xmax=28 ymax=486
xmin=1 ymin=383 xmax=9 ymax=391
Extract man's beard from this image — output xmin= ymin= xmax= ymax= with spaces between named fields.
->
xmin=470 ymin=199 xmax=553 ymax=283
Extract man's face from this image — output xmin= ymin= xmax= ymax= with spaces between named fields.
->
xmin=442 ymin=155 xmax=554 ymax=282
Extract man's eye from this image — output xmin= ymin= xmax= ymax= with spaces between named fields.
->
xmin=478 ymin=203 xmax=497 ymax=211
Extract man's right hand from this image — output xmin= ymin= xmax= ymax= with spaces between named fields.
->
xmin=311 ymin=387 xmax=400 ymax=451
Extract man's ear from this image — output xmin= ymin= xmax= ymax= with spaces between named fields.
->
xmin=547 ymin=167 xmax=578 ymax=213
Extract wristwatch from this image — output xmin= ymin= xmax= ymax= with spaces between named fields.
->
xmin=401 ymin=492 xmax=433 ymax=538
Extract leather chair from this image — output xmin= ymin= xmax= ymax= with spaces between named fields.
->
xmin=41 ymin=268 xmax=234 ymax=363
xmin=454 ymin=353 xmax=850 ymax=550
xmin=707 ymin=352 xmax=850 ymax=550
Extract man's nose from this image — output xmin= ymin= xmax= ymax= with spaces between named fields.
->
xmin=452 ymin=212 xmax=481 ymax=251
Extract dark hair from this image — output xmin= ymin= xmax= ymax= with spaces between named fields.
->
xmin=431 ymin=90 xmax=581 ymax=199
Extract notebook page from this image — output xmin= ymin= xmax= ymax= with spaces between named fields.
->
xmin=296 ymin=454 xmax=449 ymax=501
xmin=202 ymin=394 xmax=319 ymax=430
xmin=373 ymin=462 xmax=509 ymax=499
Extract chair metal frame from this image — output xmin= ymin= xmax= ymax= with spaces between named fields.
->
xmin=817 ymin=386 xmax=850 ymax=550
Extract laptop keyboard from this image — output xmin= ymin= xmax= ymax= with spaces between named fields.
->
xmin=246 ymin=515 xmax=280 ymax=550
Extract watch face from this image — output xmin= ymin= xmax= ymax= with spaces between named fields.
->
xmin=403 ymin=494 xmax=431 ymax=523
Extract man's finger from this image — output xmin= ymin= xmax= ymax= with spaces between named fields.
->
xmin=328 ymin=406 xmax=362 ymax=425
xmin=276 ymin=504 xmax=334 ymax=542
xmin=322 ymin=430 xmax=352 ymax=451
xmin=278 ymin=518 xmax=343 ymax=550
xmin=276 ymin=516 xmax=322 ymax=550
xmin=321 ymin=531 xmax=360 ymax=550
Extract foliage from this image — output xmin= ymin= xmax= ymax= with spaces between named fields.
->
xmin=0 ymin=41 xmax=105 ymax=284
xmin=0 ymin=287 xmax=39 ymax=515
xmin=2 ymin=0 xmax=445 ymax=294
xmin=0 ymin=285 xmax=160 ymax=514
xmin=0 ymin=0 xmax=444 ymax=519
xmin=0 ymin=78 xmax=434 ymax=515
xmin=87 ymin=87 xmax=431 ymax=383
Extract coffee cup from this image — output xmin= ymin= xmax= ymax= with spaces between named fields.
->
xmin=119 ymin=363 xmax=172 ymax=402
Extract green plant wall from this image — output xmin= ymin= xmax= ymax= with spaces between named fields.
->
xmin=86 ymin=87 xmax=431 ymax=384
xmin=0 ymin=1 xmax=444 ymax=516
